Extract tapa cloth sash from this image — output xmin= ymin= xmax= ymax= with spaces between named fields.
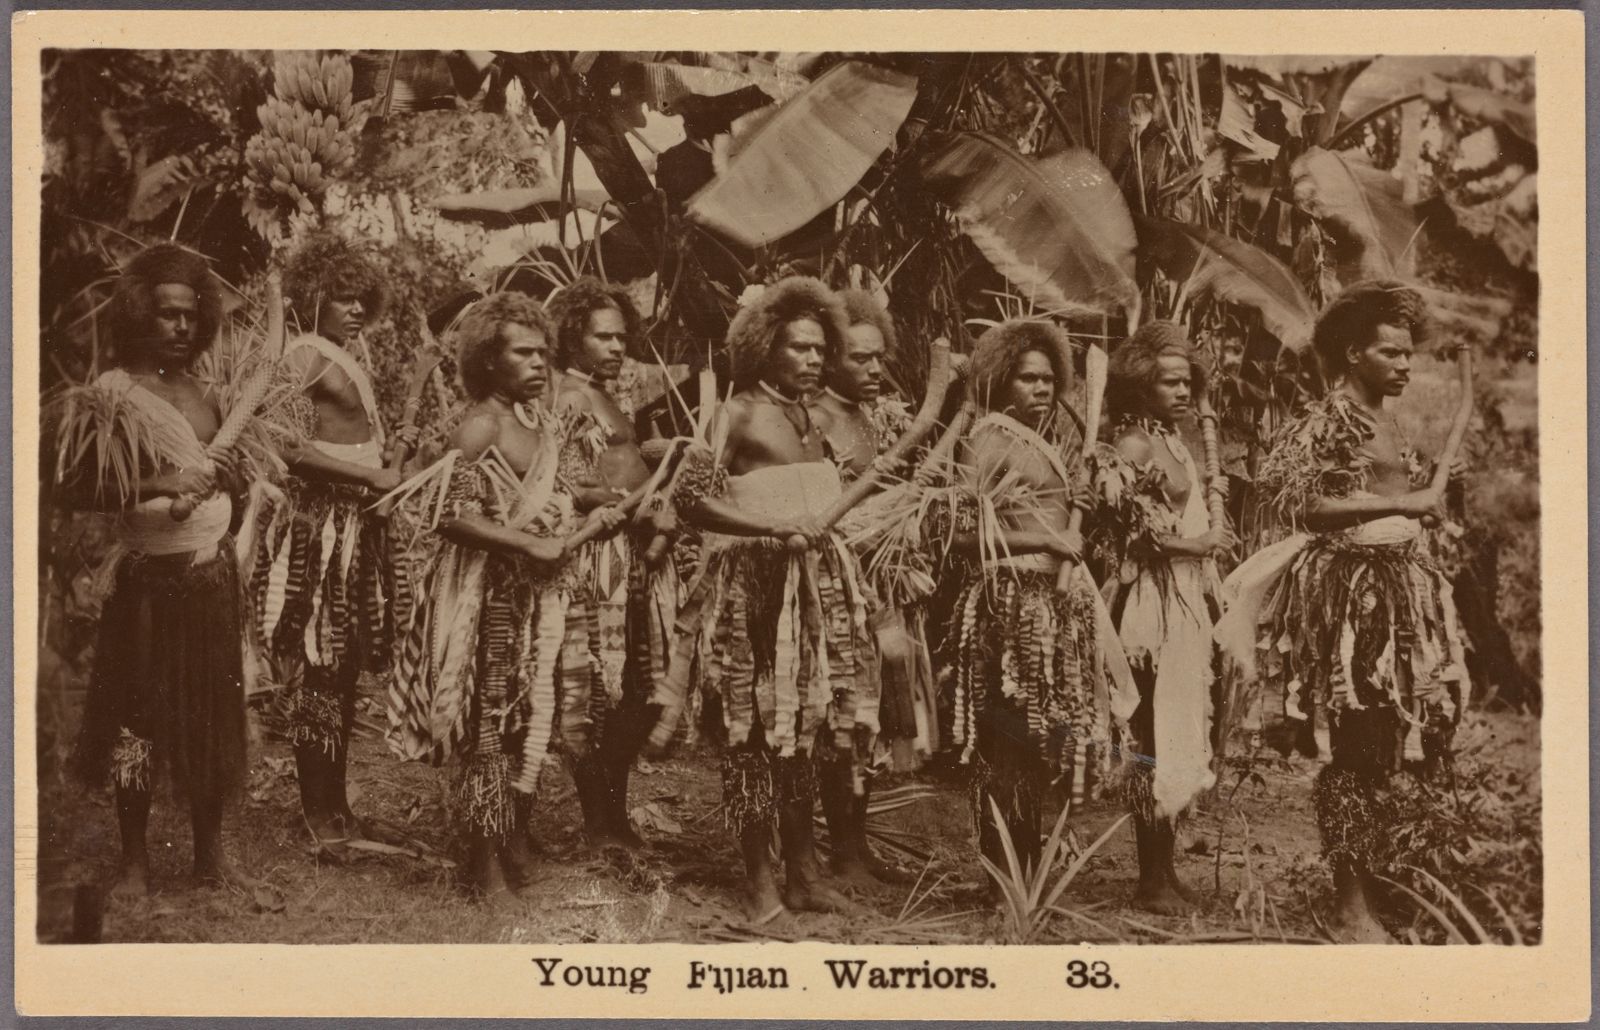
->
xmin=96 ymin=370 xmax=231 ymax=561
xmin=1113 ymin=430 xmax=1218 ymax=819
xmin=286 ymin=334 xmax=385 ymax=449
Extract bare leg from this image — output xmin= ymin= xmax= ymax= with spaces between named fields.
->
xmin=851 ymin=785 xmax=914 ymax=885
xmin=109 ymin=785 xmax=152 ymax=899
xmin=817 ymin=753 xmax=868 ymax=886
xmin=327 ymin=662 xmax=367 ymax=840
xmin=462 ymin=829 xmax=521 ymax=911
xmin=739 ymin=822 xmax=786 ymax=923
xmin=1328 ymin=859 xmax=1392 ymax=943
xmin=779 ymin=797 xmax=860 ymax=914
xmin=500 ymin=794 xmax=538 ymax=891
xmin=1132 ymin=816 xmax=1195 ymax=915
xmin=192 ymin=790 xmax=256 ymax=891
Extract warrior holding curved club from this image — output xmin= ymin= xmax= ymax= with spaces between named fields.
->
xmin=654 ymin=277 xmax=874 ymax=923
xmin=941 ymin=319 xmax=1132 ymax=887
xmin=386 ymin=292 xmax=624 ymax=904
xmin=1087 ymin=321 xmax=1234 ymax=914
xmin=1217 ymin=281 xmax=1468 ymax=942
xmin=543 ymin=276 xmax=680 ymax=850
xmin=249 ymin=230 xmax=418 ymax=850
xmin=53 ymin=244 xmax=271 ymax=896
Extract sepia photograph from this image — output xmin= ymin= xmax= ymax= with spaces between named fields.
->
xmin=10 ymin=7 xmax=1590 ymax=1023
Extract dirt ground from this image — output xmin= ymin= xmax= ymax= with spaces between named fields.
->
xmin=34 ymin=705 xmax=1539 ymax=947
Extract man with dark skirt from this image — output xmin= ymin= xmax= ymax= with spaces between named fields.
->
xmin=543 ymin=276 xmax=678 ymax=850
xmin=652 ymin=277 xmax=873 ymax=923
xmin=1217 ymin=281 xmax=1468 ymax=942
xmin=53 ymin=244 xmax=258 ymax=895
xmin=810 ymin=288 xmax=926 ymax=887
xmin=386 ymin=292 xmax=624 ymax=905
xmin=940 ymin=319 xmax=1132 ymax=889
xmin=249 ymin=230 xmax=413 ymax=848
xmin=1087 ymin=321 xmax=1234 ymax=914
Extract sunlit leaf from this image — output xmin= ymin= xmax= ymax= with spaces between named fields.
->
xmin=922 ymin=132 xmax=1138 ymax=319
xmin=687 ymin=60 xmax=918 ymax=247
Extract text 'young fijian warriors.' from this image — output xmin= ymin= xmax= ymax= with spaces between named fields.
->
xmin=50 ymin=244 xmax=272 ymax=895
xmin=249 ymin=231 xmax=416 ymax=848
xmin=655 ymin=277 xmax=875 ymax=922
xmin=543 ymin=277 xmax=680 ymax=850
xmin=1216 ymin=282 xmax=1468 ymax=943
xmin=939 ymin=320 xmax=1133 ymax=883
xmin=1087 ymin=321 xmax=1235 ymax=914
xmin=386 ymin=292 xmax=625 ymax=904
xmin=810 ymin=288 xmax=929 ymax=887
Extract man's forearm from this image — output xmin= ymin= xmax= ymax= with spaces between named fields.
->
xmin=1304 ymin=493 xmax=1416 ymax=532
xmin=438 ymin=514 xmax=543 ymax=558
xmin=688 ymin=497 xmax=780 ymax=538
xmin=286 ymin=444 xmax=380 ymax=489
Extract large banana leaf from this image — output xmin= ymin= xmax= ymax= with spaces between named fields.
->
xmin=921 ymin=132 xmax=1138 ymax=318
xmin=1291 ymin=146 xmax=1420 ymax=282
xmin=1137 ymin=217 xmax=1315 ymax=351
xmin=686 ymin=60 xmax=918 ymax=247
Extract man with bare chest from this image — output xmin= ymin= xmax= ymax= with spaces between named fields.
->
xmin=388 ymin=291 xmax=623 ymax=903
xmin=1089 ymin=321 xmax=1234 ymax=914
xmin=55 ymin=244 xmax=256 ymax=895
xmin=811 ymin=289 xmax=923 ymax=887
xmin=545 ymin=277 xmax=676 ymax=850
xmin=944 ymin=320 xmax=1128 ymax=885
xmin=657 ymin=277 xmax=873 ymax=922
xmin=1225 ymin=281 xmax=1468 ymax=941
xmin=249 ymin=231 xmax=416 ymax=849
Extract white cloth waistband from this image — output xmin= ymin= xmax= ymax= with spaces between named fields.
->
xmin=119 ymin=493 xmax=231 ymax=558
xmin=313 ymin=437 xmax=383 ymax=468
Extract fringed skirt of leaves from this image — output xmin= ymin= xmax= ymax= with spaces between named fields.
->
xmin=78 ymin=544 xmax=247 ymax=798
xmin=653 ymin=536 xmax=875 ymax=759
xmin=251 ymin=480 xmax=405 ymax=673
xmin=948 ymin=562 xmax=1115 ymax=805
xmin=389 ymin=546 xmax=580 ymax=838
xmin=1252 ymin=533 xmax=1466 ymax=766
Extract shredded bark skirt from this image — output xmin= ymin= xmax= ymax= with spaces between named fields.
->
xmin=947 ymin=562 xmax=1115 ymax=805
xmin=653 ymin=536 xmax=873 ymax=758
xmin=251 ymin=481 xmax=405 ymax=673
xmin=1252 ymin=533 xmax=1464 ymax=742
xmin=78 ymin=544 xmax=247 ymax=798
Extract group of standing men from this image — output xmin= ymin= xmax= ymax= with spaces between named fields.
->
xmin=59 ymin=231 xmax=1468 ymax=942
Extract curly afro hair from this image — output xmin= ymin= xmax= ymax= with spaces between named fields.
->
xmin=968 ymin=319 xmax=1071 ymax=413
xmin=837 ymin=288 xmax=898 ymax=355
xmin=450 ymin=291 xmax=551 ymax=401
xmin=109 ymin=243 xmax=224 ymax=356
xmin=1312 ymin=279 xmax=1433 ymax=375
xmin=1105 ymin=320 xmax=1209 ymax=419
xmin=724 ymin=276 xmax=851 ymax=389
xmin=544 ymin=276 xmax=643 ymax=369
xmin=281 ymin=229 xmax=389 ymax=329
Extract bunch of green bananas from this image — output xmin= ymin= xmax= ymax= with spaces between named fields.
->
xmin=272 ymin=51 xmax=355 ymax=123
xmin=254 ymin=97 xmax=355 ymax=174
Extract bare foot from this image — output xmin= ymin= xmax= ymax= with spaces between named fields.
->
xmin=194 ymin=855 xmax=258 ymax=893
xmin=744 ymin=879 xmax=788 ymax=924
xmin=829 ymin=859 xmax=883 ymax=892
xmin=1133 ymin=880 xmax=1196 ymax=916
xmin=783 ymin=875 xmax=866 ymax=915
xmin=1328 ymin=901 xmax=1393 ymax=944
xmin=588 ymin=826 xmax=645 ymax=853
xmin=501 ymin=835 xmax=539 ymax=891
xmin=107 ymin=861 xmax=151 ymax=901
xmin=303 ymin=808 xmax=349 ymax=848
xmin=1166 ymin=867 xmax=1200 ymax=905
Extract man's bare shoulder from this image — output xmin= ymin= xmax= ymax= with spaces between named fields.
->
xmin=1112 ymin=425 xmax=1154 ymax=465
xmin=450 ymin=407 xmax=503 ymax=460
